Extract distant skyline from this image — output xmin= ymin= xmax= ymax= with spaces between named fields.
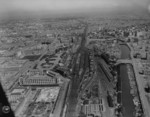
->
xmin=0 ymin=0 xmax=150 ymax=17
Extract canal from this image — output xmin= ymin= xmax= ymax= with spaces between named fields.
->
xmin=120 ymin=44 xmax=131 ymax=59
xmin=118 ymin=44 xmax=135 ymax=117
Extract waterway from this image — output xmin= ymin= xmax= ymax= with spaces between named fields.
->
xmin=120 ymin=44 xmax=131 ymax=59
xmin=118 ymin=44 xmax=135 ymax=117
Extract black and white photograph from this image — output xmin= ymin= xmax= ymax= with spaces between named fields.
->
xmin=0 ymin=0 xmax=150 ymax=117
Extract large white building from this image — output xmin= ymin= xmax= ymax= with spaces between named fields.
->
xmin=19 ymin=76 xmax=58 ymax=86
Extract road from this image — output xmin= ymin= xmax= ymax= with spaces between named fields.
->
xmin=10 ymin=36 xmax=59 ymax=90
xmin=65 ymin=25 xmax=89 ymax=117
xmin=127 ymin=43 xmax=150 ymax=117
xmin=116 ymin=59 xmax=132 ymax=65
xmin=8 ymin=60 xmax=34 ymax=91
xmin=53 ymin=79 xmax=70 ymax=117
xmin=9 ymin=47 xmax=48 ymax=91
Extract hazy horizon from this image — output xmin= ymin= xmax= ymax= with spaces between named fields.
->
xmin=0 ymin=0 xmax=150 ymax=18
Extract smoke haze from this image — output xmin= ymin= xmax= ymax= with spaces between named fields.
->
xmin=0 ymin=0 xmax=150 ymax=18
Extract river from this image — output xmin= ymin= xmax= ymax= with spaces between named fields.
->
xmin=118 ymin=44 xmax=135 ymax=117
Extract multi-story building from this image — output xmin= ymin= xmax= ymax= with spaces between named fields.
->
xmin=19 ymin=76 xmax=58 ymax=86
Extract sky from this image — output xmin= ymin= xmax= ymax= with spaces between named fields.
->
xmin=0 ymin=0 xmax=150 ymax=16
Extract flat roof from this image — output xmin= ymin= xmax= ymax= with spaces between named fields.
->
xmin=11 ymin=88 xmax=26 ymax=94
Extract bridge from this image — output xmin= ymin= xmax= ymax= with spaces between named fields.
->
xmin=86 ymin=38 xmax=116 ymax=45
xmin=115 ymin=59 xmax=132 ymax=65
